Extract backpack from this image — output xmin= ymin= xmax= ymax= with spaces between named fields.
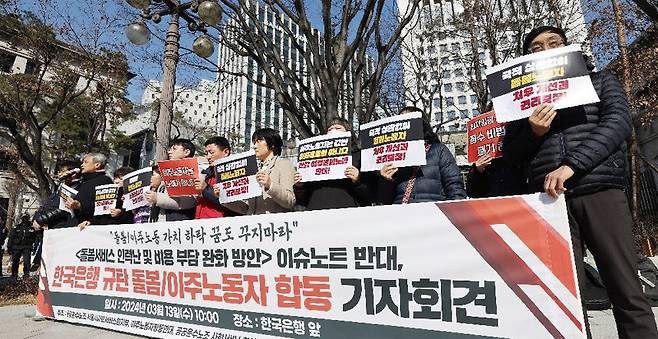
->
xmin=637 ymin=256 xmax=658 ymax=307
xmin=583 ymin=262 xmax=611 ymax=310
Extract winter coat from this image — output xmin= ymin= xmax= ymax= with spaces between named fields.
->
xmin=8 ymin=220 xmax=36 ymax=250
xmin=466 ymin=158 xmax=527 ymax=198
xmin=195 ymin=166 xmax=240 ymax=219
xmin=74 ymin=171 xmax=114 ymax=225
xmin=502 ymin=71 xmax=631 ymax=196
xmin=154 ymin=183 xmax=197 ymax=221
xmin=225 ymin=156 xmax=296 ymax=215
xmin=378 ymin=142 xmax=466 ymax=204
xmin=33 ymin=181 xmax=81 ymax=229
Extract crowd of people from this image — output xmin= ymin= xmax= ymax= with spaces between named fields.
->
xmin=0 ymin=25 xmax=655 ymax=339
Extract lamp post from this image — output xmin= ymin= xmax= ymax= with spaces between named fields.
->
xmin=125 ymin=0 xmax=221 ymax=160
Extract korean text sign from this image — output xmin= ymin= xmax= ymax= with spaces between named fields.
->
xmin=486 ymin=44 xmax=599 ymax=122
xmin=93 ymin=184 xmax=119 ymax=216
xmin=359 ymin=112 xmax=426 ymax=171
xmin=214 ymin=150 xmax=261 ymax=204
xmin=58 ymin=184 xmax=78 ymax=216
xmin=466 ymin=111 xmax=506 ymax=163
xmin=297 ymin=132 xmax=352 ymax=182
xmin=122 ymin=167 xmax=152 ymax=211
xmin=158 ymin=158 xmax=200 ymax=197
xmin=38 ymin=194 xmax=586 ymax=339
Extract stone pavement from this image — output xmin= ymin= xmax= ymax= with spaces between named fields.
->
xmin=1 ymin=303 xmax=657 ymax=338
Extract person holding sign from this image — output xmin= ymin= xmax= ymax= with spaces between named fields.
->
xmin=108 ymin=167 xmax=135 ymax=225
xmin=65 ymin=153 xmax=114 ymax=229
xmin=145 ymin=138 xmax=197 ymax=221
xmin=32 ymin=160 xmax=81 ymax=231
xmin=193 ymin=136 xmax=240 ymax=219
xmin=378 ymin=107 xmax=465 ymax=204
xmin=216 ymin=128 xmax=295 ymax=215
xmin=294 ymin=117 xmax=372 ymax=210
xmin=503 ymin=26 xmax=658 ymax=338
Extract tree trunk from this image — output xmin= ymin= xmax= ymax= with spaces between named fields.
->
xmin=611 ymin=0 xmax=643 ymax=236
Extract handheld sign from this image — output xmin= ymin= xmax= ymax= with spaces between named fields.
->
xmin=297 ymin=132 xmax=352 ymax=182
xmin=486 ymin=44 xmax=599 ymax=122
xmin=122 ymin=167 xmax=152 ymax=211
xmin=157 ymin=158 xmax=200 ymax=197
xmin=359 ymin=112 xmax=426 ymax=172
xmin=467 ymin=111 xmax=506 ymax=163
xmin=214 ymin=150 xmax=261 ymax=204
xmin=93 ymin=184 xmax=119 ymax=216
xmin=58 ymin=184 xmax=78 ymax=216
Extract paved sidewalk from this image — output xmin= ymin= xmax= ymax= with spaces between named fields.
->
xmin=1 ymin=304 xmax=657 ymax=338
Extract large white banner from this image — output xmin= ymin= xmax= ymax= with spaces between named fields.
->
xmin=37 ymin=194 xmax=585 ymax=339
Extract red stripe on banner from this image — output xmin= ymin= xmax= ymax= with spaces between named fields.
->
xmin=470 ymin=198 xmax=577 ymax=297
xmin=438 ymin=199 xmax=582 ymax=336
xmin=36 ymin=262 xmax=55 ymax=318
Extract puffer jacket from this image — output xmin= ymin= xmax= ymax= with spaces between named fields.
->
xmin=378 ymin=142 xmax=466 ymax=204
xmin=503 ymin=71 xmax=630 ymax=196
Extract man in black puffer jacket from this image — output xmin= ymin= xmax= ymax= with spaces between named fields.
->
xmin=503 ymin=26 xmax=658 ymax=339
xmin=65 ymin=153 xmax=114 ymax=229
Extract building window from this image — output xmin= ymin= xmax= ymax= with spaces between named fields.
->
xmin=441 ymin=70 xmax=450 ymax=79
xmin=471 ymin=95 xmax=478 ymax=104
xmin=458 ymin=96 xmax=467 ymax=105
xmin=456 ymin=82 xmax=465 ymax=91
xmin=472 ymin=108 xmax=480 ymax=116
xmin=443 ymin=83 xmax=452 ymax=92
xmin=0 ymin=51 xmax=15 ymax=73
xmin=454 ymin=69 xmax=464 ymax=78
xmin=446 ymin=97 xmax=454 ymax=106
xmin=433 ymin=98 xmax=440 ymax=107
xmin=460 ymin=109 xmax=468 ymax=118
xmin=24 ymin=60 xmax=38 ymax=74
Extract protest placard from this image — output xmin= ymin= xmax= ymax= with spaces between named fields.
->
xmin=122 ymin=167 xmax=153 ymax=211
xmin=93 ymin=184 xmax=119 ymax=216
xmin=466 ymin=111 xmax=506 ymax=163
xmin=486 ymin=44 xmax=599 ymax=122
xmin=57 ymin=184 xmax=78 ymax=216
xmin=157 ymin=158 xmax=200 ymax=197
xmin=359 ymin=112 xmax=426 ymax=171
xmin=297 ymin=132 xmax=352 ymax=182
xmin=214 ymin=150 xmax=261 ymax=204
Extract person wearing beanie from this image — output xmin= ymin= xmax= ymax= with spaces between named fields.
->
xmin=503 ymin=26 xmax=658 ymax=339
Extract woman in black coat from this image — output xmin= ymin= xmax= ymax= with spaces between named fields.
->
xmin=378 ymin=107 xmax=466 ymax=204
xmin=293 ymin=117 xmax=373 ymax=210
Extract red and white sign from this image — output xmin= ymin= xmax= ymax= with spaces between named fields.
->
xmin=157 ymin=158 xmax=200 ymax=197
xmin=466 ymin=111 xmax=506 ymax=163
xmin=37 ymin=194 xmax=585 ymax=339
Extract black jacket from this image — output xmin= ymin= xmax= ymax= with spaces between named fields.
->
xmin=294 ymin=152 xmax=373 ymax=210
xmin=74 ymin=171 xmax=115 ymax=225
xmin=503 ymin=71 xmax=630 ymax=196
xmin=378 ymin=142 xmax=466 ymax=204
xmin=8 ymin=220 xmax=35 ymax=250
xmin=466 ymin=158 xmax=527 ymax=198
xmin=34 ymin=180 xmax=81 ymax=229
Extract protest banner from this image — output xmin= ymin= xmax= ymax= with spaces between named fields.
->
xmin=157 ymin=158 xmax=201 ymax=197
xmin=57 ymin=184 xmax=78 ymax=216
xmin=486 ymin=44 xmax=600 ymax=122
xmin=93 ymin=184 xmax=119 ymax=216
xmin=214 ymin=150 xmax=261 ymax=204
xmin=297 ymin=132 xmax=352 ymax=182
xmin=359 ymin=112 xmax=426 ymax=171
xmin=466 ymin=111 xmax=506 ymax=163
xmin=37 ymin=194 xmax=585 ymax=339
xmin=122 ymin=167 xmax=153 ymax=211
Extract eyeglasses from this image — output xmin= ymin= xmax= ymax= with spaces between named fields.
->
xmin=530 ymin=38 xmax=565 ymax=53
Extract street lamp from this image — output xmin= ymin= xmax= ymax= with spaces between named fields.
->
xmin=125 ymin=0 xmax=221 ymax=160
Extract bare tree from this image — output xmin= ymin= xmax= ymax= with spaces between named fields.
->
xmin=211 ymin=0 xmax=422 ymax=137
xmin=0 ymin=0 xmax=133 ymax=201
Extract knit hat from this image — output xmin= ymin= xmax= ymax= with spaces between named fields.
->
xmin=522 ymin=26 xmax=568 ymax=54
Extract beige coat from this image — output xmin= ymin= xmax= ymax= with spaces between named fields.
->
xmin=225 ymin=156 xmax=296 ymax=215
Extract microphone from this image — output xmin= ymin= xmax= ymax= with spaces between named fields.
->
xmin=58 ymin=168 xmax=80 ymax=180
